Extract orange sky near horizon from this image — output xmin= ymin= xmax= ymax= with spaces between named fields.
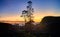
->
xmin=0 ymin=10 xmax=60 ymax=22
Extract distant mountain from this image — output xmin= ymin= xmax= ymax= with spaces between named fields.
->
xmin=40 ymin=16 xmax=60 ymax=37
xmin=40 ymin=16 xmax=60 ymax=24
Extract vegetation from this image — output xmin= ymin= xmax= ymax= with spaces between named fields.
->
xmin=0 ymin=16 xmax=60 ymax=37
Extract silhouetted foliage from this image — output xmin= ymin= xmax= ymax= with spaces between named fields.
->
xmin=0 ymin=16 xmax=60 ymax=37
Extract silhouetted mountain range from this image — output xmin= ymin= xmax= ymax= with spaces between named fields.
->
xmin=0 ymin=16 xmax=60 ymax=37
xmin=40 ymin=16 xmax=60 ymax=37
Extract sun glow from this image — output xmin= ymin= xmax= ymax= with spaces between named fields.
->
xmin=0 ymin=10 xmax=60 ymax=22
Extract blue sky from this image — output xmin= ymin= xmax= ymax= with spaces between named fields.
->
xmin=0 ymin=0 xmax=60 ymax=22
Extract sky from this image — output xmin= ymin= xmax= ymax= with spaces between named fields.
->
xmin=0 ymin=0 xmax=60 ymax=22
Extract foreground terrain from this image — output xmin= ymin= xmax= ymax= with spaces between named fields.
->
xmin=0 ymin=16 xmax=60 ymax=37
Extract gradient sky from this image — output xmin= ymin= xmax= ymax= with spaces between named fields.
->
xmin=0 ymin=0 xmax=60 ymax=22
